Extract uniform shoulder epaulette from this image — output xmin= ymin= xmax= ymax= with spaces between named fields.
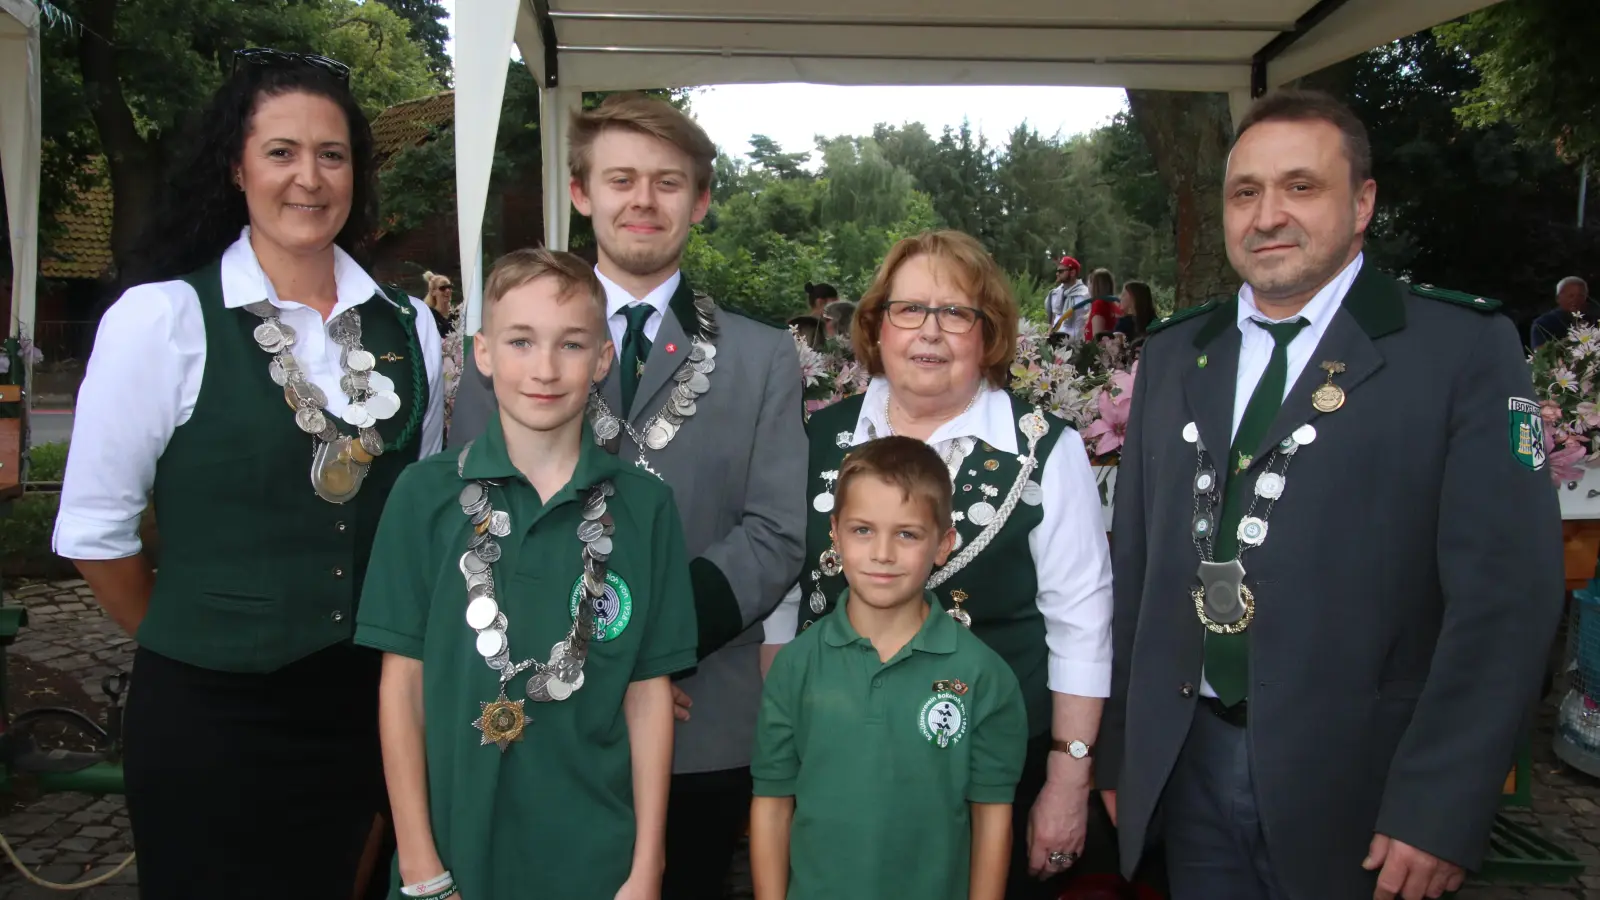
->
xmin=1409 ymin=283 xmax=1502 ymax=313
xmin=1145 ymin=299 xmax=1220 ymax=336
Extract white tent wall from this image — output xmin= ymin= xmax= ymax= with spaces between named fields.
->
xmin=445 ymin=0 xmax=1502 ymax=446
xmin=0 ymin=0 xmax=40 ymax=371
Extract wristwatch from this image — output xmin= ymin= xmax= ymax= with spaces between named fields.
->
xmin=1051 ymin=739 xmax=1093 ymax=760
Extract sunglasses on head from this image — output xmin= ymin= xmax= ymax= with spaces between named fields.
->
xmin=232 ymin=47 xmax=351 ymax=83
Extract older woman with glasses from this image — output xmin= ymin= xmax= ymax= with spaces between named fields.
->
xmin=763 ymin=230 xmax=1112 ymax=897
xmin=55 ymin=48 xmax=442 ymax=898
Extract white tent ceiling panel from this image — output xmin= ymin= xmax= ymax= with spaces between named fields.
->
xmin=1269 ymin=0 xmax=1501 ymax=83
xmin=554 ymin=20 xmax=1270 ymax=64
xmin=555 ymin=53 xmax=1247 ymax=92
xmin=551 ymin=0 xmax=1303 ymax=27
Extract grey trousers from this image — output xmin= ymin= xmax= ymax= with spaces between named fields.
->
xmin=1163 ymin=706 xmax=1291 ymax=900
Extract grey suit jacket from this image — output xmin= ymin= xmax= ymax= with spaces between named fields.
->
xmin=1097 ymin=267 xmax=1563 ymax=898
xmin=450 ymin=277 xmax=807 ymax=774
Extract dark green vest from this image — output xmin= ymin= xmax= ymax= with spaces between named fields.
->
xmin=140 ymin=260 xmax=426 ymax=673
xmin=798 ymin=392 xmax=1065 ymax=736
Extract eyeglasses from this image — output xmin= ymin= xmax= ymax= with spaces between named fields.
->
xmin=232 ymin=48 xmax=352 ymax=84
xmin=884 ymin=301 xmax=985 ymax=335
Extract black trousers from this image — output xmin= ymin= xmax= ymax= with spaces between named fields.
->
xmin=662 ymin=766 xmax=752 ymax=900
xmin=123 ymin=644 xmax=386 ymax=900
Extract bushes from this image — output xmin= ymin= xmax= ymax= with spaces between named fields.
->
xmin=29 ymin=441 xmax=67 ymax=482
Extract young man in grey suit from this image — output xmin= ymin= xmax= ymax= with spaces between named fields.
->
xmin=1098 ymin=90 xmax=1563 ymax=900
xmin=451 ymin=94 xmax=807 ymax=897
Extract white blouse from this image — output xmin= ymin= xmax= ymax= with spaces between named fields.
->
xmin=764 ymin=376 xmax=1114 ymax=698
xmin=53 ymin=229 xmax=444 ymax=560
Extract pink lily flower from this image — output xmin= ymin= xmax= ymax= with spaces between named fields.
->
xmin=1082 ymin=368 xmax=1136 ymax=456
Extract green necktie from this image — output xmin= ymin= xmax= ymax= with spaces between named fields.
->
xmin=619 ymin=303 xmax=654 ymax=413
xmin=1205 ymin=317 xmax=1310 ymax=707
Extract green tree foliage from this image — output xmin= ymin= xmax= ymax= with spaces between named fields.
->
xmin=1300 ymin=30 xmax=1589 ymax=327
xmin=1438 ymin=0 xmax=1600 ymax=164
xmin=373 ymin=0 xmax=451 ymax=82
xmin=747 ymin=135 xmax=811 ymax=180
xmin=38 ymin=0 xmax=440 ymax=278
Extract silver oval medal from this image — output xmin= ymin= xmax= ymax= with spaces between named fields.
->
xmin=967 ymin=501 xmax=997 ymax=527
xmin=645 ymin=423 xmax=671 ymax=451
xmin=813 ymin=492 xmax=835 ymax=514
xmin=1237 ymin=516 xmax=1268 ymax=546
xmin=488 ymin=510 xmax=512 ymax=538
xmin=1021 ymin=481 xmax=1044 ymax=506
xmin=346 ymin=349 xmax=376 ymax=372
xmin=687 ymin=372 xmax=711 ymax=394
xmin=1182 ymin=421 xmax=1199 ymax=443
xmin=594 ymin=415 xmax=622 ymax=442
xmin=1254 ymin=472 xmax=1285 ymax=500
xmin=1293 ymin=424 xmax=1317 ymax=445
xmin=590 ymin=535 xmax=614 ymax=558
xmin=809 ymin=591 xmax=828 ymax=615
xmin=294 ymin=407 xmax=327 ymax=434
xmin=475 ymin=629 xmax=506 ymax=658
xmin=465 ymin=596 xmax=499 ymax=630
xmin=342 ymin=403 xmax=370 ymax=427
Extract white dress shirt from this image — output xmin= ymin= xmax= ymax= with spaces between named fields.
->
xmin=54 ymin=229 xmax=444 ymax=560
xmin=764 ymin=376 xmax=1114 ymax=697
xmin=598 ymin=268 xmax=682 ymax=354
xmin=1198 ymin=252 xmax=1364 ymax=697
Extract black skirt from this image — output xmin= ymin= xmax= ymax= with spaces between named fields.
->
xmin=123 ymin=642 xmax=385 ymax=899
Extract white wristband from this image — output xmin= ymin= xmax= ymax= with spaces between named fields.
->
xmin=400 ymin=870 xmax=454 ymax=897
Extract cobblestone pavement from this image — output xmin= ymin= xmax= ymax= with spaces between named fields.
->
xmin=0 ymin=579 xmax=1594 ymax=898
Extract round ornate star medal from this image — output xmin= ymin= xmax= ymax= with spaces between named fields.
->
xmin=474 ymin=691 xmax=528 ymax=752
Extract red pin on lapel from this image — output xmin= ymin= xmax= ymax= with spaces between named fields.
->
xmin=665 ymin=343 xmax=678 ymax=354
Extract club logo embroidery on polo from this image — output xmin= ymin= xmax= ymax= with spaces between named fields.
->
xmin=569 ymin=571 xmax=634 ymax=641
xmin=920 ymin=690 xmax=969 ymax=749
xmin=1508 ymin=397 xmax=1547 ymax=471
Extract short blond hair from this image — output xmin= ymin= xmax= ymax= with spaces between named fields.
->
xmin=568 ymin=92 xmax=717 ymax=194
xmin=852 ymin=231 xmax=1019 ymax=388
xmin=835 ymin=436 xmax=954 ymax=533
xmin=482 ymin=248 xmax=605 ymax=329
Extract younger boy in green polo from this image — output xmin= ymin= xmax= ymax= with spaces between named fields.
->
xmin=356 ymin=248 xmax=698 ymax=900
xmin=749 ymin=437 xmax=1027 ymax=900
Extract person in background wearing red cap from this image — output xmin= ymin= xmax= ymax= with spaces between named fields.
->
xmin=1045 ymin=257 xmax=1092 ymax=345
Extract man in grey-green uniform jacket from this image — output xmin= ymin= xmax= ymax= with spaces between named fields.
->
xmin=1098 ymin=89 xmax=1563 ymax=900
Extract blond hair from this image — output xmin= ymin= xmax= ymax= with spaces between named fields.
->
xmin=852 ymin=230 xmax=1019 ymax=388
xmin=482 ymin=248 xmax=606 ymax=329
xmin=568 ymin=92 xmax=717 ymax=194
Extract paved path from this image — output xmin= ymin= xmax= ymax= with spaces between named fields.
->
xmin=0 ymin=578 xmax=1592 ymax=898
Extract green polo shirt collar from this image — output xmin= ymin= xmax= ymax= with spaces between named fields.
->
xmin=820 ymin=590 xmax=958 ymax=655
xmin=460 ymin=412 xmax=624 ymax=495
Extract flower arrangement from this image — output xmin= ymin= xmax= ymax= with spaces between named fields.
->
xmin=1530 ymin=319 xmax=1600 ymax=484
xmin=793 ymin=320 xmax=1138 ymax=460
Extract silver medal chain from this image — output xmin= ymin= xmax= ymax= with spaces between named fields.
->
xmin=454 ymin=444 xmax=613 ymax=703
xmin=1189 ymin=437 xmax=1299 ymax=565
xmin=243 ymin=301 xmax=394 ymax=456
xmin=589 ymin=294 xmax=719 ymax=480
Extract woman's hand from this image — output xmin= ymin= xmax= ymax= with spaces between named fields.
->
xmin=614 ymin=874 xmax=660 ymax=900
xmin=1026 ymin=771 xmax=1090 ymax=879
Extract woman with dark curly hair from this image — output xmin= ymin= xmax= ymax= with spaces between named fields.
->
xmin=54 ymin=49 xmax=443 ymax=898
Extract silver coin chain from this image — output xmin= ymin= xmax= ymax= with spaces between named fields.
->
xmin=454 ymin=444 xmax=613 ymax=703
xmin=589 ymin=294 xmax=719 ymax=480
xmin=243 ymin=301 xmax=398 ymax=455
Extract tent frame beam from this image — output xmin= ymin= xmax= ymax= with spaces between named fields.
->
xmin=549 ymin=11 xmax=1295 ymax=32
xmin=558 ymin=45 xmax=1250 ymax=68
xmin=529 ymin=0 xmax=560 ymax=87
xmin=1251 ymin=0 xmax=1358 ymax=96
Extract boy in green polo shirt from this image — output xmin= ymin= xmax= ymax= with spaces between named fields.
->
xmin=750 ymin=437 xmax=1028 ymax=900
xmin=356 ymin=248 xmax=698 ymax=900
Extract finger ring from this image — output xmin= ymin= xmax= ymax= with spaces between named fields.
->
xmin=1049 ymin=851 xmax=1076 ymax=868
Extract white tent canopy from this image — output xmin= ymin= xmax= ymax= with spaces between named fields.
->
xmin=0 ymin=0 xmax=40 ymax=354
xmin=445 ymin=0 xmax=1500 ymax=444
xmin=453 ymin=0 xmax=1498 ymax=337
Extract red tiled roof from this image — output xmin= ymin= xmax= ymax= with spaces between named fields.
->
xmin=371 ymin=90 xmax=454 ymax=163
xmin=41 ymin=179 xmax=112 ymax=280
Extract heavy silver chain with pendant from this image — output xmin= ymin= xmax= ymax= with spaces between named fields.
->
xmin=589 ymin=294 xmax=719 ymax=480
xmin=244 ymin=301 xmax=404 ymax=504
xmin=1187 ymin=422 xmax=1316 ymax=634
xmin=455 ymin=444 xmax=611 ymax=714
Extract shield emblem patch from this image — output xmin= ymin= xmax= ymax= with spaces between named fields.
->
xmin=1508 ymin=397 xmax=1546 ymax=471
